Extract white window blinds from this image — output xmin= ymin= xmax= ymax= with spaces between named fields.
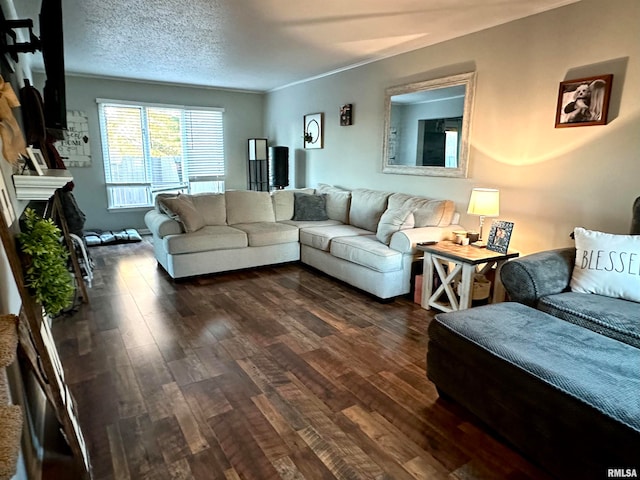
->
xmin=98 ymin=100 xmax=225 ymax=209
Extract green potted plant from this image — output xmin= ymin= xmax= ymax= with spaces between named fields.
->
xmin=18 ymin=208 xmax=74 ymax=317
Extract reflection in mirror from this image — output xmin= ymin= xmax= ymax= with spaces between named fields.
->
xmin=382 ymin=72 xmax=476 ymax=178
xmin=417 ymin=116 xmax=462 ymax=167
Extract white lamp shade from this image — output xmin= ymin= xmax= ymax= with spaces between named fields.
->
xmin=467 ymin=188 xmax=500 ymax=217
xmin=248 ymin=138 xmax=268 ymax=161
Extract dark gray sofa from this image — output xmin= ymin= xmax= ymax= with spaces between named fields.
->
xmin=500 ymin=195 xmax=640 ymax=348
xmin=427 ymin=197 xmax=640 ymax=479
xmin=500 ymin=247 xmax=640 ymax=348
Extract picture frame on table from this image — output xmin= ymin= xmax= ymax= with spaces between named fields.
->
xmin=26 ymin=147 xmax=48 ymax=175
xmin=486 ymin=220 xmax=514 ymax=254
xmin=554 ymin=74 xmax=613 ymax=128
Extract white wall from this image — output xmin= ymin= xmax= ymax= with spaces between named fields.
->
xmin=51 ymin=75 xmax=264 ymax=231
xmin=265 ymin=0 xmax=640 ymax=255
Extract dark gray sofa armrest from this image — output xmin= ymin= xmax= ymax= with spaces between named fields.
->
xmin=631 ymin=196 xmax=640 ymax=234
xmin=500 ymin=247 xmax=575 ymax=306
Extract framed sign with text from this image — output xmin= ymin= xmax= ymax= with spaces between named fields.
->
xmin=55 ymin=111 xmax=91 ymax=167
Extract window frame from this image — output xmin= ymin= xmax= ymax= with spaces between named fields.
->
xmin=97 ymin=98 xmax=225 ymax=210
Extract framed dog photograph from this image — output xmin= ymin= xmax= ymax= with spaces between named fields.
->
xmin=486 ymin=220 xmax=514 ymax=254
xmin=555 ymin=74 xmax=613 ymax=128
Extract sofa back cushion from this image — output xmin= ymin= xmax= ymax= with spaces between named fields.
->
xmin=271 ymin=188 xmax=315 ymax=221
xmin=226 ymin=190 xmax=276 ymax=224
xmin=416 ymin=200 xmax=455 ymax=227
xmin=191 ymin=193 xmax=226 ymax=226
xmin=388 ymin=193 xmax=455 ymax=227
xmin=349 ymin=189 xmax=392 ymax=232
xmin=316 ymin=184 xmax=352 ymax=224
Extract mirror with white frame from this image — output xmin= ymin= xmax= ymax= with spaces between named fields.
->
xmin=382 ymin=72 xmax=476 ymax=178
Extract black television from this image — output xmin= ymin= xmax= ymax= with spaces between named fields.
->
xmin=39 ymin=0 xmax=67 ymax=140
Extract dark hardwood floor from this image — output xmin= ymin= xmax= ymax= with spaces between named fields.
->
xmin=51 ymin=239 xmax=551 ymax=480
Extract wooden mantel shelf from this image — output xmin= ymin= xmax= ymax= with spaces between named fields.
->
xmin=12 ymin=169 xmax=74 ymax=200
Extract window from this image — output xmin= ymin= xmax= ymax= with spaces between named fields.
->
xmin=444 ymin=129 xmax=459 ymax=168
xmin=97 ymin=99 xmax=225 ymax=209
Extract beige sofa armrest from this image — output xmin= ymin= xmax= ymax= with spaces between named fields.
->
xmin=389 ymin=225 xmax=461 ymax=253
xmin=144 ymin=210 xmax=182 ymax=238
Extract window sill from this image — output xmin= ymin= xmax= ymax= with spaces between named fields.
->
xmin=107 ymin=206 xmax=153 ymax=213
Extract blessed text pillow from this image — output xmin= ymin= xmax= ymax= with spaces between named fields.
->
xmin=570 ymin=227 xmax=640 ymax=303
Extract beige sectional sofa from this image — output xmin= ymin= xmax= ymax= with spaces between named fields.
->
xmin=144 ymin=184 xmax=462 ymax=299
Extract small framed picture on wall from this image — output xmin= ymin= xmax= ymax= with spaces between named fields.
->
xmin=340 ymin=104 xmax=353 ymax=126
xmin=304 ymin=113 xmax=323 ymax=149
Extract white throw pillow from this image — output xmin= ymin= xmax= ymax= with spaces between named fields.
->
xmin=376 ymin=208 xmax=415 ymax=245
xmin=158 ymin=194 xmax=205 ymax=233
xmin=570 ymin=227 xmax=640 ymax=303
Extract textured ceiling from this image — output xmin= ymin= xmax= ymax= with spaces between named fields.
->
xmin=14 ymin=0 xmax=579 ymax=92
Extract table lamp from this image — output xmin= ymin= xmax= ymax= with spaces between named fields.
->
xmin=467 ymin=188 xmax=500 ymax=247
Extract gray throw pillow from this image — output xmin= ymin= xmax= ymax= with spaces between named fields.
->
xmin=292 ymin=193 xmax=329 ymax=221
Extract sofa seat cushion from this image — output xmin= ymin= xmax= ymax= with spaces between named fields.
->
xmin=538 ymin=292 xmax=640 ymax=348
xmin=299 ymin=225 xmax=371 ymax=251
xmin=330 ymin=235 xmax=403 ymax=273
xmin=431 ymin=302 xmax=640 ymax=434
xmin=164 ymin=226 xmax=248 ymax=255
xmin=233 ymin=222 xmax=299 ymax=247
